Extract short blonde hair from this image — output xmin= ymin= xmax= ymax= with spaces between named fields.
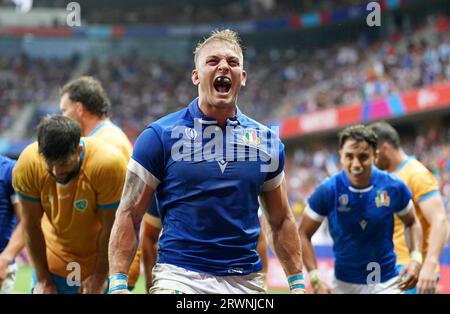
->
xmin=194 ymin=29 xmax=244 ymax=66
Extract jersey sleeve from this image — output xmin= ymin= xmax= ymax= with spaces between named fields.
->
xmin=261 ymin=136 xmax=286 ymax=192
xmin=409 ymin=171 xmax=440 ymax=204
xmin=93 ymin=146 xmax=128 ymax=210
xmin=305 ymin=179 xmax=334 ymax=222
xmin=128 ymin=126 xmax=165 ymax=190
xmin=12 ymin=144 xmax=41 ymax=202
xmin=395 ymin=180 xmax=413 ymax=217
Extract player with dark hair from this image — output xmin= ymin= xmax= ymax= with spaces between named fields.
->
xmin=60 ymin=76 xmax=141 ymax=290
xmin=299 ymin=125 xmax=423 ymax=294
xmin=13 ymin=115 xmax=127 ymax=294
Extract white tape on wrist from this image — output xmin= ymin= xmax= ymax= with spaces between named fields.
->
xmin=410 ymin=250 xmax=423 ymax=264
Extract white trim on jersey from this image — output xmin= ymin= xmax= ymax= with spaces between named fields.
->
xmin=144 ymin=213 xmax=162 ymax=229
xmin=127 ymin=159 xmax=161 ymax=190
xmin=261 ymin=171 xmax=284 ymax=192
xmin=10 ymin=194 xmax=19 ymax=205
xmin=304 ymin=205 xmax=326 ymax=223
xmin=348 ymin=185 xmax=374 ymax=193
xmin=396 ymin=199 xmax=413 ymax=217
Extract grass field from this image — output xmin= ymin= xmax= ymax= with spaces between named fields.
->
xmin=13 ymin=265 xmax=288 ymax=294
xmin=13 ymin=265 xmax=148 ymax=294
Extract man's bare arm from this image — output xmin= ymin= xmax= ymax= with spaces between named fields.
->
xmin=261 ymin=177 xmax=304 ymax=292
xmin=108 ymin=170 xmax=154 ymax=276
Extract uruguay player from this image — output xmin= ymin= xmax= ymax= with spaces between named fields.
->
xmin=299 ymin=125 xmax=423 ymax=294
xmin=370 ymin=121 xmax=448 ymax=294
xmin=59 ymin=76 xmax=141 ymax=291
xmin=108 ymin=29 xmax=305 ymax=294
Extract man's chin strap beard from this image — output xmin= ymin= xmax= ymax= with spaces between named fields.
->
xmin=50 ymin=161 xmax=82 ymax=185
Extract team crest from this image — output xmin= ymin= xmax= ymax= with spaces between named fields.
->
xmin=242 ymin=130 xmax=260 ymax=147
xmin=375 ymin=190 xmax=390 ymax=208
xmin=337 ymin=194 xmax=351 ymax=212
xmin=74 ymin=199 xmax=88 ymax=213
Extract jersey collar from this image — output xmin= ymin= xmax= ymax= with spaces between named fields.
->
xmin=393 ymin=156 xmax=414 ymax=175
xmin=87 ymin=121 xmax=110 ymax=137
xmin=188 ymin=97 xmax=243 ymax=126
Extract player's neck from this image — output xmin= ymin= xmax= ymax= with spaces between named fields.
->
xmin=198 ymin=101 xmax=237 ymax=128
xmin=388 ymin=149 xmax=408 ymax=173
xmin=82 ymin=117 xmax=108 ymax=137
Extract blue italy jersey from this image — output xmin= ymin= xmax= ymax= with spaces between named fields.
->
xmin=0 ymin=156 xmax=18 ymax=253
xmin=130 ymin=98 xmax=285 ymax=276
xmin=305 ymin=167 xmax=413 ymax=284
xmin=147 ymin=194 xmax=159 ymax=218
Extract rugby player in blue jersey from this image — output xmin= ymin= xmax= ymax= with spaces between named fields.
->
xmin=299 ymin=125 xmax=423 ymax=294
xmin=0 ymin=155 xmax=24 ymax=294
xmin=108 ymin=29 xmax=305 ymax=294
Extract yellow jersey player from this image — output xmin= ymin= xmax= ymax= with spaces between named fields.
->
xmin=59 ymin=76 xmax=140 ymax=290
xmin=13 ymin=116 xmax=127 ymax=294
xmin=370 ymin=121 xmax=448 ymax=294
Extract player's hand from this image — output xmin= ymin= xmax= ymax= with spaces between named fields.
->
xmin=33 ymin=280 xmax=58 ymax=294
xmin=313 ymin=280 xmax=332 ymax=294
xmin=0 ymin=255 xmax=10 ymax=287
xmin=79 ymin=274 xmax=108 ymax=294
xmin=416 ymin=260 xmax=438 ymax=294
xmin=398 ymin=260 xmax=421 ymax=291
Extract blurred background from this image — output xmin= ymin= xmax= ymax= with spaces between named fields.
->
xmin=0 ymin=0 xmax=449 ymax=293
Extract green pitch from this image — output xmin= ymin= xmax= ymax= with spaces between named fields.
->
xmin=14 ymin=265 xmax=288 ymax=294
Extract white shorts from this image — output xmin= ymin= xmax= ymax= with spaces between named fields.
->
xmin=1 ymin=263 xmax=18 ymax=294
xmin=150 ymin=263 xmax=266 ymax=294
xmin=332 ymin=276 xmax=403 ymax=294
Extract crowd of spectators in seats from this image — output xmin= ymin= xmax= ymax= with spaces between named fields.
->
xmin=0 ymin=54 xmax=77 ymax=132
xmin=79 ymin=15 xmax=450 ymax=138
xmin=22 ymin=0 xmax=365 ymax=26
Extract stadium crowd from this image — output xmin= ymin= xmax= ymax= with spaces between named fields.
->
xmin=1 ymin=15 xmax=448 ymax=140
xmin=17 ymin=0 xmax=364 ymax=26
xmin=81 ymin=15 xmax=450 ymax=136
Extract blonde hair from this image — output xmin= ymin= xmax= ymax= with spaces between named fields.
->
xmin=194 ymin=29 xmax=244 ymax=66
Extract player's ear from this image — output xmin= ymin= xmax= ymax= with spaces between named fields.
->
xmin=77 ymin=144 xmax=83 ymax=156
xmin=75 ymin=102 xmax=84 ymax=116
xmin=192 ymin=69 xmax=200 ymax=86
xmin=241 ymin=70 xmax=247 ymax=87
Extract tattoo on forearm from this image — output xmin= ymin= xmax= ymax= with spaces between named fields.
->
xmin=120 ymin=171 xmax=148 ymax=231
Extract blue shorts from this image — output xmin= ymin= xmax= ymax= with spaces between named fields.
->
xmin=30 ymin=270 xmax=80 ymax=294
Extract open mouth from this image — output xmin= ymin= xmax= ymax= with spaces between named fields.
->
xmin=213 ymin=76 xmax=232 ymax=93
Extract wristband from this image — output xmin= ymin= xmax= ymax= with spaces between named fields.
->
xmin=287 ymin=273 xmax=306 ymax=292
xmin=108 ymin=273 xmax=129 ymax=294
xmin=410 ymin=250 xmax=423 ymax=264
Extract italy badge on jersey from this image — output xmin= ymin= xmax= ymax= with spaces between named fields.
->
xmin=243 ymin=130 xmax=260 ymax=147
xmin=375 ymin=190 xmax=390 ymax=208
